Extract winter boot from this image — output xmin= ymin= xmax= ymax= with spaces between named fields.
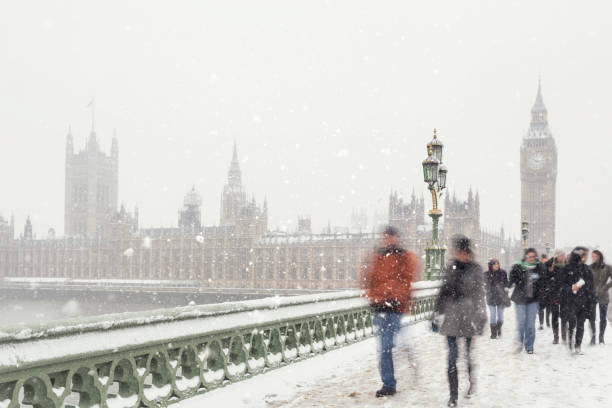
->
xmin=375 ymin=386 xmax=396 ymax=398
xmin=568 ymin=330 xmax=574 ymax=351
xmin=553 ymin=326 xmax=559 ymax=344
xmin=448 ymin=370 xmax=458 ymax=407
xmin=490 ymin=324 xmax=497 ymax=339
xmin=590 ymin=335 xmax=596 ymax=346
xmin=497 ymin=322 xmax=503 ymax=338
xmin=600 ymin=321 xmax=607 ymax=344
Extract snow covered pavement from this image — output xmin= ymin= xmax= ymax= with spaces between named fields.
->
xmin=180 ymin=307 xmax=612 ymax=407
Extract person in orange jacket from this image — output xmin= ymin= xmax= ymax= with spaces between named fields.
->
xmin=362 ymin=226 xmax=419 ymax=398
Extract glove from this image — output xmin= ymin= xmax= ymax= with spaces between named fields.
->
xmin=431 ymin=313 xmax=444 ymax=333
xmin=431 ymin=321 xmax=440 ymax=333
xmin=504 ymin=288 xmax=509 ymax=293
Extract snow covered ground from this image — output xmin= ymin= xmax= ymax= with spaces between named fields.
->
xmin=179 ymin=306 xmax=612 ymax=407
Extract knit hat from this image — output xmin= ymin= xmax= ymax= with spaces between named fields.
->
xmin=452 ymin=234 xmax=472 ymax=254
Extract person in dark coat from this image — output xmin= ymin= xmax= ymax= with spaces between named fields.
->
xmin=432 ymin=235 xmax=487 ymax=407
xmin=509 ymin=248 xmax=546 ymax=354
xmin=544 ymin=249 xmax=566 ymax=344
xmin=590 ymin=250 xmax=612 ymax=344
xmin=538 ymin=254 xmax=551 ymax=329
xmin=484 ymin=258 xmax=509 ymax=339
xmin=562 ymin=246 xmax=596 ymax=354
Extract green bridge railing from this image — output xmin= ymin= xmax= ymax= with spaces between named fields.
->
xmin=0 ymin=281 xmax=441 ymax=408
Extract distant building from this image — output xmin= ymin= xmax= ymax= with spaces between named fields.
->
xmin=297 ymin=216 xmax=312 ymax=234
xmin=520 ymin=80 xmax=558 ymax=252
xmin=178 ymin=187 xmax=202 ymax=233
xmin=64 ymin=124 xmax=118 ymax=238
xmin=0 ymin=136 xmax=521 ymax=287
xmin=350 ymin=209 xmax=368 ymax=232
xmin=22 ymin=216 xmax=33 ymax=240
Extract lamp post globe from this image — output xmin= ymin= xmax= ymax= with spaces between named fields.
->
xmin=438 ymin=164 xmax=448 ymax=190
xmin=422 ymin=152 xmax=439 ymax=185
xmin=428 ymin=129 xmax=444 ymax=163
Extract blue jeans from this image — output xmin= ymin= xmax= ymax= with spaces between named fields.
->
xmin=515 ymin=302 xmax=539 ymax=351
xmin=373 ymin=311 xmax=402 ymax=388
xmin=488 ymin=305 xmax=504 ymax=324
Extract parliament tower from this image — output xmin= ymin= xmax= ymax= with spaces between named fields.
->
xmin=64 ymin=121 xmax=118 ymax=238
xmin=520 ymin=81 xmax=558 ymax=252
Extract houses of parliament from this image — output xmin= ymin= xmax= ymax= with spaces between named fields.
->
xmin=0 ymin=84 xmax=557 ymax=289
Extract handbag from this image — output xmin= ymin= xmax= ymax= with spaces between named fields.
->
xmin=499 ymin=286 xmax=511 ymax=307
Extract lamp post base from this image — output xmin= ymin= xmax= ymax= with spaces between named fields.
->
xmin=425 ymin=212 xmax=445 ymax=280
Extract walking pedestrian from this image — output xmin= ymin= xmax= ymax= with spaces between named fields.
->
xmin=590 ymin=250 xmax=612 ymax=344
xmin=538 ymin=253 xmax=550 ymax=330
xmin=562 ymin=246 xmax=596 ymax=354
xmin=432 ymin=235 xmax=487 ymax=407
xmin=544 ymin=249 xmax=566 ymax=344
xmin=509 ymin=248 xmax=546 ymax=354
xmin=484 ymin=258 xmax=509 ymax=339
xmin=362 ymin=226 xmax=419 ymax=398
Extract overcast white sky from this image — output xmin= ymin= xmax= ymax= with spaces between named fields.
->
xmin=1 ymin=1 xmax=611 ymax=251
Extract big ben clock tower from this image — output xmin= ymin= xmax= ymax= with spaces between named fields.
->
xmin=520 ymin=80 xmax=558 ymax=252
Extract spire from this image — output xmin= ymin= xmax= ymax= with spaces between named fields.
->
xmin=227 ymin=142 xmax=242 ymax=186
xmin=89 ymin=99 xmax=96 ymax=134
xmin=527 ymin=77 xmax=551 ymax=137
xmin=531 ymin=77 xmax=546 ymax=113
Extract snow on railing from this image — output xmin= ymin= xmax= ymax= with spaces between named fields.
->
xmin=0 ymin=281 xmax=441 ymax=408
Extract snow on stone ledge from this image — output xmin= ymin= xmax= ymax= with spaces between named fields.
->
xmin=0 ymin=282 xmax=441 ymax=372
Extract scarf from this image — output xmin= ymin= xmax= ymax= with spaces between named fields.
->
xmin=520 ymin=261 xmax=539 ymax=298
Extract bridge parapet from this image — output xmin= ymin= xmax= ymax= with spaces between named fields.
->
xmin=0 ymin=281 xmax=441 ymax=408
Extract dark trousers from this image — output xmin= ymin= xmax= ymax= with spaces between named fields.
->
xmin=568 ymin=306 xmax=591 ymax=347
xmin=447 ymin=336 xmax=472 ymax=400
xmin=447 ymin=336 xmax=472 ymax=373
xmin=538 ymin=303 xmax=551 ymax=327
xmin=549 ymin=303 xmax=560 ymax=335
xmin=597 ymin=302 xmax=609 ymax=336
xmin=588 ymin=303 xmax=597 ymax=338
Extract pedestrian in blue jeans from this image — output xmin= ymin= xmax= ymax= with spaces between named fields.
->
xmin=509 ymin=248 xmax=546 ymax=354
xmin=362 ymin=226 xmax=419 ymax=398
xmin=485 ymin=258 xmax=509 ymax=339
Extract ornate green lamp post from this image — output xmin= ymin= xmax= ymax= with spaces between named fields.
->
xmin=422 ymin=129 xmax=448 ymax=280
xmin=521 ymin=220 xmax=529 ymax=250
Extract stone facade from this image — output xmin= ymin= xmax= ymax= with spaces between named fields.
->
xmin=520 ymin=82 xmax=558 ymax=253
xmin=0 ymin=137 xmax=522 ymax=288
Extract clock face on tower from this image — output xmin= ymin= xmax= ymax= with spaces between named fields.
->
xmin=528 ymin=152 xmax=545 ymax=170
